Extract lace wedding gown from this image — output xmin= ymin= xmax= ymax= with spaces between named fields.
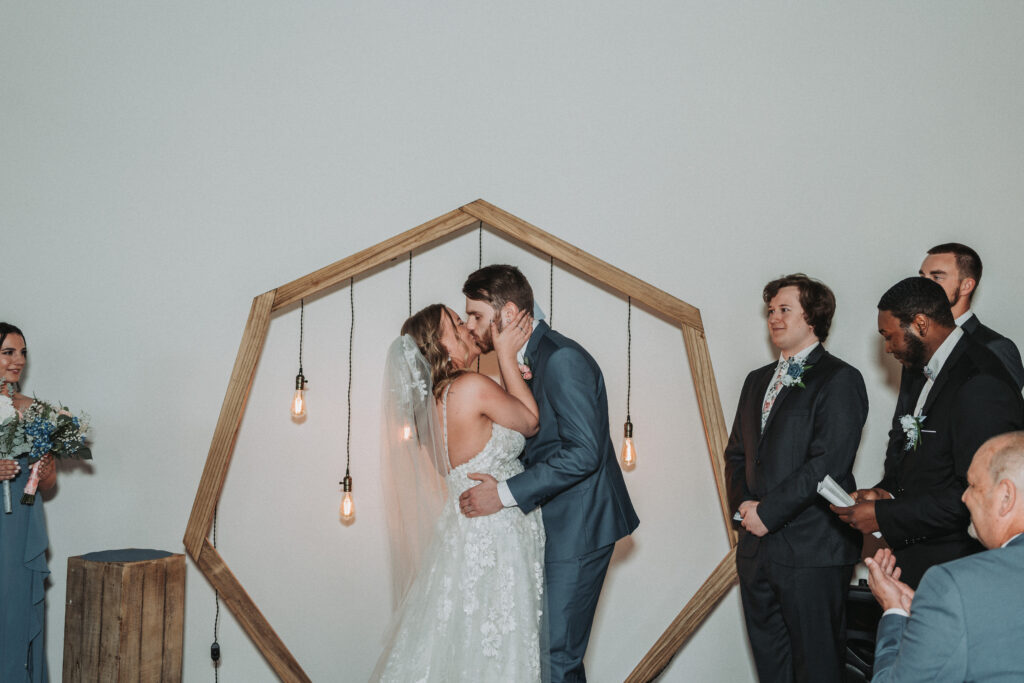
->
xmin=372 ymin=394 xmax=546 ymax=682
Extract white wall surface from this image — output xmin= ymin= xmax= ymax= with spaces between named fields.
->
xmin=3 ymin=2 xmax=1023 ymax=681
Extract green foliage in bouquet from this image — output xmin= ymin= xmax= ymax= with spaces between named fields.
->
xmin=2 ymin=400 xmax=92 ymax=464
xmin=1 ymin=395 xmax=91 ymax=510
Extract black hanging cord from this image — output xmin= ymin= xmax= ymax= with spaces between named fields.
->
xmin=626 ymin=297 xmax=632 ymax=421
xmin=476 ymin=222 xmax=482 ymax=372
xmin=211 ymin=507 xmax=221 ymax=676
xmin=346 ymin=279 xmax=354 ymax=478
xmin=549 ymin=256 xmax=554 ymax=328
xmin=407 ymin=252 xmax=412 ymax=318
xmin=298 ymin=299 xmax=304 ymax=375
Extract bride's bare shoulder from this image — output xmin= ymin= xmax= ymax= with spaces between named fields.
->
xmin=444 ymin=373 xmax=502 ymax=410
xmin=448 ymin=372 xmax=500 ymax=394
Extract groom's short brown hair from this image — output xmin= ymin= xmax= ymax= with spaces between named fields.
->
xmin=463 ymin=265 xmax=534 ymax=314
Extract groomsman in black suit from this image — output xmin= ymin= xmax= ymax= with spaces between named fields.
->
xmin=888 ymin=245 xmax=1024 ymax=507
xmin=833 ymin=277 xmax=1024 ymax=588
xmin=880 ymin=245 xmax=1024 ymax=538
xmin=919 ymin=242 xmax=1024 ymax=389
xmin=725 ymin=274 xmax=867 ymax=683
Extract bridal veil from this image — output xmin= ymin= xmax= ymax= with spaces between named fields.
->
xmin=379 ymin=335 xmax=449 ymax=607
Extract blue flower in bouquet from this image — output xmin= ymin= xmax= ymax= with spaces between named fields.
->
xmin=0 ymin=399 xmax=91 ymax=464
xmin=22 ymin=415 xmax=55 ymax=461
xmin=11 ymin=401 xmax=92 ymax=507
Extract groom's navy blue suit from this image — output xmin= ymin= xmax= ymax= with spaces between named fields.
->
xmin=506 ymin=321 xmax=639 ymax=682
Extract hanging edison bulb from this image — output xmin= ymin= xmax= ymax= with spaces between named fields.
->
xmin=291 ymin=373 xmax=307 ymax=418
xmin=339 ymin=280 xmax=357 ymax=525
xmin=402 ymin=424 xmax=413 ymax=440
xmin=339 ymin=474 xmax=355 ymax=522
xmin=621 ymin=297 xmax=637 ymax=471
xmin=621 ymin=418 xmax=637 ymax=469
xmin=291 ymin=299 xmax=308 ymax=419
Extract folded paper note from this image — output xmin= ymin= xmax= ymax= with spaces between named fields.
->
xmin=818 ymin=474 xmax=882 ymax=539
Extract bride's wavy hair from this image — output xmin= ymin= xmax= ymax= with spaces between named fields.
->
xmin=401 ymin=304 xmax=466 ymax=398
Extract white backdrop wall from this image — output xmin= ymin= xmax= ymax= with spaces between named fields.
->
xmin=3 ymin=2 xmax=1023 ymax=681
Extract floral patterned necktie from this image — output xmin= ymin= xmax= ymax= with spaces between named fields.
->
xmin=761 ymin=358 xmax=791 ymax=433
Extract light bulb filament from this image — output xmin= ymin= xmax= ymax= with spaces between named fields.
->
xmin=621 ymin=438 xmax=637 ymax=468
xmin=291 ymin=373 xmax=307 ymax=418
xmin=339 ymin=474 xmax=355 ymax=523
xmin=621 ymin=419 xmax=637 ymax=469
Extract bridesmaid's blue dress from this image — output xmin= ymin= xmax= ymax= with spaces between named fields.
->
xmin=0 ymin=462 xmax=50 ymax=682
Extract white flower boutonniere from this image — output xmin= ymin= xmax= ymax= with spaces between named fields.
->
xmin=899 ymin=414 xmax=926 ymax=451
xmin=779 ymin=359 xmax=812 ymax=389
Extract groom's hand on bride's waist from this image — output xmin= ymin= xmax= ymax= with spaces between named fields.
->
xmin=460 ymin=473 xmax=502 ymax=517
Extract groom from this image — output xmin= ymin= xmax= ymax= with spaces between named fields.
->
xmin=458 ymin=264 xmax=639 ymax=682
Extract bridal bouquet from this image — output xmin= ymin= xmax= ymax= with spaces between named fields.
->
xmin=0 ymin=396 xmax=91 ymax=513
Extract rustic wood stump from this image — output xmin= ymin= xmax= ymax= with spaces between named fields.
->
xmin=63 ymin=549 xmax=185 ymax=682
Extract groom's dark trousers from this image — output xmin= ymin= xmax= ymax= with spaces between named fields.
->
xmin=725 ymin=345 xmax=867 ymax=682
xmin=506 ymin=322 xmax=639 ymax=682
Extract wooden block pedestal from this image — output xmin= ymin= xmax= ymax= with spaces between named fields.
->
xmin=63 ymin=549 xmax=185 ymax=682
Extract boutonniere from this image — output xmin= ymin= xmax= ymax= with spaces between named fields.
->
xmin=780 ymin=359 xmax=812 ymax=389
xmin=518 ymin=355 xmax=533 ymax=382
xmin=899 ymin=414 xmax=926 ymax=451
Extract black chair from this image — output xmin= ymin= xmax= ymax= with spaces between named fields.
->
xmin=844 ymin=580 xmax=882 ymax=682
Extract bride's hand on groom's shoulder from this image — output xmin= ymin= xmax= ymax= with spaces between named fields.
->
xmin=492 ymin=310 xmax=533 ymax=360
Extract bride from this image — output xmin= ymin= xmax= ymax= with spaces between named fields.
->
xmin=371 ymin=303 xmax=547 ymax=682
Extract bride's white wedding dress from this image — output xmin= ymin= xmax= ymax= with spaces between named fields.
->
xmin=372 ymin=389 xmax=546 ymax=682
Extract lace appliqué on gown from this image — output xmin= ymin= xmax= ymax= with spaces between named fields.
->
xmin=373 ymin=422 xmax=546 ymax=682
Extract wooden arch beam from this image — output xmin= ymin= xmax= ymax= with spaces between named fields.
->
xmin=183 ymin=200 xmax=738 ymax=681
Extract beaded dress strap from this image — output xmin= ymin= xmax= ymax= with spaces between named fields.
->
xmin=441 ymin=383 xmax=451 ymax=461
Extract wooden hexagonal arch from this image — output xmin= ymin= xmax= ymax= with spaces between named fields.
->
xmin=183 ymin=199 xmax=740 ymax=682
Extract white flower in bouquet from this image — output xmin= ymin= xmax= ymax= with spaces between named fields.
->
xmin=0 ymin=394 xmax=23 ymax=515
xmin=0 ymin=395 xmax=15 ymax=424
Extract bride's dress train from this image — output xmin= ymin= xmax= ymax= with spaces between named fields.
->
xmin=372 ymin=401 xmax=546 ymax=682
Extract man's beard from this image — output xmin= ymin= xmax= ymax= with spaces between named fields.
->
xmin=473 ymin=317 xmax=500 ymax=353
xmin=967 ymin=521 xmax=978 ymax=540
xmin=896 ymin=327 xmax=928 ymax=370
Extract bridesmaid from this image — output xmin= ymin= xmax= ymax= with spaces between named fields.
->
xmin=0 ymin=323 xmax=56 ymax=682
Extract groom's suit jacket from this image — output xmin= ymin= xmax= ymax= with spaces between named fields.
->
xmin=871 ymin=534 xmax=1024 ymax=682
xmin=875 ymin=334 xmax=1023 ymax=587
xmin=505 ymin=321 xmax=639 ymax=562
xmin=725 ymin=344 xmax=867 ymax=567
